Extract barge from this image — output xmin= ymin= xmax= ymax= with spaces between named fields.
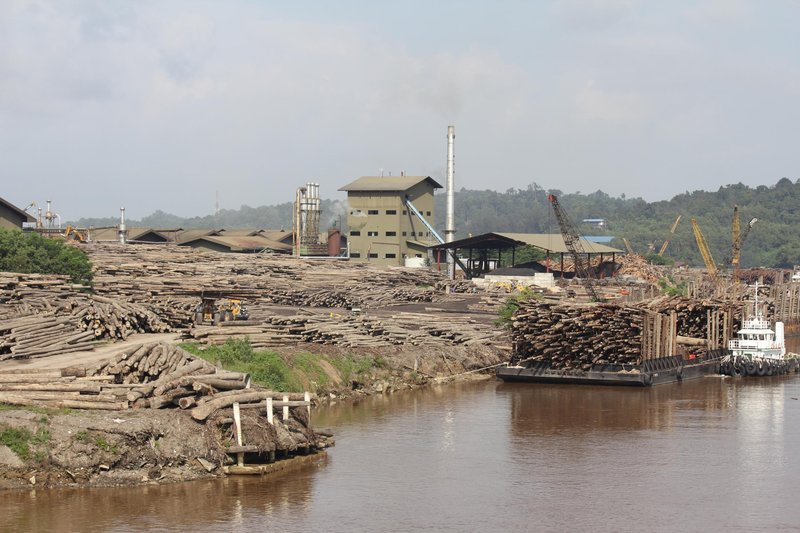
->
xmin=496 ymin=351 xmax=725 ymax=387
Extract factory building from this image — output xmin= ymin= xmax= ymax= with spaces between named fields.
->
xmin=339 ymin=176 xmax=442 ymax=266
xmin=0 ymin=197 xmax=35 ymax=230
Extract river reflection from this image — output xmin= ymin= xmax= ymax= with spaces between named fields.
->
xmin=2 ymin=376 xmax=800 ymax=532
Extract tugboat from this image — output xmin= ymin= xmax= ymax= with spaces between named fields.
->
xmin=720 ymin=282 xmax=799 ymax=376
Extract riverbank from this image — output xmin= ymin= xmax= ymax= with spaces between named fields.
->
xmin=0 ymin=339 xmax=505 ymax=491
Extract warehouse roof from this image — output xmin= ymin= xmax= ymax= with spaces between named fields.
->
xmin=429 ymin=232 xmax=622 ymax=254
xmin=339 ymin=176 xmax=443 ymax=192
xmin=0 ymin=197 xmax=35 ymax=223
xmin=178 ymin=235 xmax=292 ymax=253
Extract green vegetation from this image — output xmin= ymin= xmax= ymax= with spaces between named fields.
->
xmin=74 ymin=431 xmax=88 ymax=442
xmin=0 ymin=228 xmax=93 ymax=285
xmin=658 ymin=276 xmax=688 ymax=297
xmin=0 ymin=424 xmax=51 ymax=460
xmin=181 ymin=338 xmax=303 ymax=391
xmin=328 ymin=353 xmax=388 ymax=383
xmin=495 ymin=287 xmax=541 ymax=328
xmin=643 ymin=253 xmax=675 ymax=266
xmin=94 ymin=437 xmax=118 ymax=454
xmin=181 ymin=338 xmax=388 ymax=393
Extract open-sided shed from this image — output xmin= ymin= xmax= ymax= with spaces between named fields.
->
xmin=429 ymin=232 xmax=622 ymax=279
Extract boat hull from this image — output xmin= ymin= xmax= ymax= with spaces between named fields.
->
xmin=496 ymin=352 xmax=724 ymax=387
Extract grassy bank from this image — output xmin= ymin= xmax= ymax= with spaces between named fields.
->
xmin=180 ymin=338 xmax=389 ymax=394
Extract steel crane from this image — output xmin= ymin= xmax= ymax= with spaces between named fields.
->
xmin=547 ymin=194 xmax=599 ymax=301
xmin=691 ymin=218 xmax=717 ymax=276
xmin=657 ymin=215 xmax=682 ymax=257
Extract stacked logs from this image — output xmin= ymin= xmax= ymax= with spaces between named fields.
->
xmin=187 ymin=310 xmax=507 ymax=349
xmin=83 ymin=244 xmax=444 ymax=320
xmin=0 ymin=343 xmax=256 ymax=412
xmin=0 ymin=314 xmax=96 ymax=361
xmin=511 ymin=302 xmax=644 ymax=368
xmin=511 ymin=297 xmax=739 ymax=369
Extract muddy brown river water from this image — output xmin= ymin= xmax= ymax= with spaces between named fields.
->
xmin=4 ymin=356 xmax=800 ymax=532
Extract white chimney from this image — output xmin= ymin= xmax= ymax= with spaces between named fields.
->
xmin=445 ymin=125 xmax=456 ymax=279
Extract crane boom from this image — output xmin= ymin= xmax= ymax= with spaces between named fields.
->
xmin=691 ymin=218 xmax=717 ymax=276
xmin=547 ymin=194 xmax=599 ymax=301
xmin=657 ymin=215 xmax=682 ymax=256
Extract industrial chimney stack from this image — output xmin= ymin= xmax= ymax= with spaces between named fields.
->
xmin=445 ymin=126 xmax=456 ymax=279
xmin=118 ymin=207 xmax=127 ymax=244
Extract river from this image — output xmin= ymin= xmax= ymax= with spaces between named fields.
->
xmin=3 ymin=370 xmax=800 ymax=532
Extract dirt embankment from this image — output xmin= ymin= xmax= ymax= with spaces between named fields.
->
xmin=0 ymin=341 xmax=505 ymax=491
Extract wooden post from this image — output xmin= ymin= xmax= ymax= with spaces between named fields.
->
xmin=233 ymin=402 xmax=244 ymax=467
xmin=266 ymin=397 xmax=273 ymax=425
xmin=282 ymin=394 xmax=289 ymax=421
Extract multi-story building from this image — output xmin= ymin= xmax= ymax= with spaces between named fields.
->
xmin=0 ymin=197 xmax=34 ymax=230
xmin=339 ymin=175 xmax=442 ymax=266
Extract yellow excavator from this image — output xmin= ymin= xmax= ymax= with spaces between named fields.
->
xmin=194 ymin=297 xmax=250 ymax=325
xmin=64 ymin=224 xmax=87 ymax=243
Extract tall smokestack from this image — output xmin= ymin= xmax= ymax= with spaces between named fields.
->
xmin=118 ymin=207 xmax=127 ymax=244
xmin=445 ymin=125 xmax=456 ymax=279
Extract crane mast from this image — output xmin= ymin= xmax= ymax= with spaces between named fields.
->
xmin=657 ymin=215 xmax=682 ymax=257
xmin=691 ymin=218 xmax=717 ymax=276
xmin=547 ymin=194 xmax=599 ymax=301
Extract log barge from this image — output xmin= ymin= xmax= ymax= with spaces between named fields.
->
xmin=496 ymin=350 xmax=725 ymax=387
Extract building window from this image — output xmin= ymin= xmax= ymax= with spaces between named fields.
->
xmin=385 ymin=253 xmax=396 ymax=259
xmin=350 ymin=230 xmax=361 ymax=236
xmin=350 ymin=210 xmax=361 ymax=215
xmin=415 ymin=254 xmax=422 ymax=258
xmin=386 ymin=210 xmax=397 ymax=215
xmin=368 ymin=253 xmax=378 ymax=259
xmin=386 ymin=231 xmax=396 ymax=237
xmin=351 ymin=252 xmax=361 ymax=258
xmin=402 ymin=231 xmax=407 ymax=236
xmin=368 ymin=210 xmax=379 ymax=215
xmin=426 ymin=211 xmax=431 ymax=216
xmin=402 ymin=210 xmax=407 ymax=215
xmin=410 ymin=231 xmax=415 ymax=237
xmin=367 ymin=231 xmax=378 ymax=237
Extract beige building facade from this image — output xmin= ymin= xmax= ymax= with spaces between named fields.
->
xmin=339 ymin=176 xmax=442 ymax=266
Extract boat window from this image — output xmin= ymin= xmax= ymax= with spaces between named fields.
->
xmin=759 ymin=334 xmax=765 ymax=340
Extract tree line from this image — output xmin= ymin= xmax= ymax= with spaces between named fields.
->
xmin=70 ymin=178 xmax=800 ymax=269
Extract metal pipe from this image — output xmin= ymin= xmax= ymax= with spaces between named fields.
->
xmin=118 ymin=207 xmax=127 ymax=244
xmin=445 ymin=125 xmax=456 ymax=278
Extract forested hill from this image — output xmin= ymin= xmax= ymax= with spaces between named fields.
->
xmin=437 ymin=178 xmax=799 ymax=269
xmin=72 ymin=178 xmax=800 ymax=269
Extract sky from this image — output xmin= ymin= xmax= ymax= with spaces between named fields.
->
xmin=1 ymin=0 xmax=799 ymax=221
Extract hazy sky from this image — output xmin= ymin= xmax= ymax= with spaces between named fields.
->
xmin=2 ymin=0 xmax=799 ymax=220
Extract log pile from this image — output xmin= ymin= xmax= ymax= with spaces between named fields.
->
xmin=0 ymin=273 xmax=172 ymax=360
xmin=0 ymin=343 xmax=263 ymax=412
xmin=511 ymin=297 xmax=739 ymax=369
xmin=187 ymin=310 xmax=508 ymax=349
xmin=83 ymin=244 xmax=445 ymax=324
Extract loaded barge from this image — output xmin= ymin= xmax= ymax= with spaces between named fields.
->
xmin=496 ymin=350 xmax=724 ymax=387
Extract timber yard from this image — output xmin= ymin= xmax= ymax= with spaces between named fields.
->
xmin=2 ymin=145 xmax=800 ymax=494
xmin=1 ymin=138 xmax=800 ymax=533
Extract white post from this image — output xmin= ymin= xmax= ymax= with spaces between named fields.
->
xmin=233 ymin=402 xmax=243 ymax=467
xmin=266 ymin=397 xmax=273 ymax=425
xmin=445 ymin=125 xmax=456 ymax=279
xmin=304 ymin=391 xmax=311 ymax=420
xmin=282 ymin=394 xmax=289 ymax=421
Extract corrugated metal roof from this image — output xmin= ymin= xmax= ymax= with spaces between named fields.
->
xmin=179 ymin=235 xmax=292 ymax=253
xmin=0 ymin=197 xmax=35 ymax=223
xmin=430 ymin=232 xmax=622 ymax=254
xmin=495 ymin=233 xmax=622 ymax=254
xmin=339 ymin=176 xmax=443 ymax=192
